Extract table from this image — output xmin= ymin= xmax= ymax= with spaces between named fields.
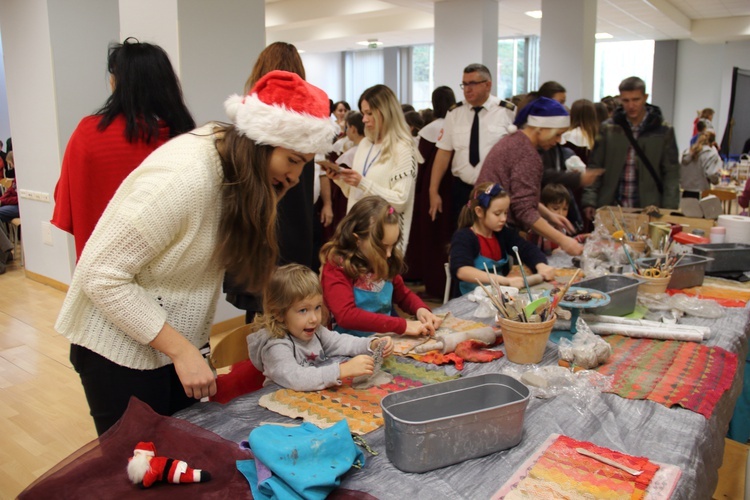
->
xmin=176 ymin=298 xmax=749 ymax=500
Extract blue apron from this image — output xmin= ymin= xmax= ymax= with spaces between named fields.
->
xmin=336 ymin=281 xmax=394 ymax=337
xmin=459 ymin=253 xmax=509 ymax=295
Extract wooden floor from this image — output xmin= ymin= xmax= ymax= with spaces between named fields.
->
xmin=0 ymin=259 xmax=746 ymax=499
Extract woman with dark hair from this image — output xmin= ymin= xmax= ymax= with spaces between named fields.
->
xmin=538 ymin=81 xmax=567 ymax=105
xmin=52 ymin=38 xmax=195 ymax=259
xmin=331 ymin=100 xmax=351 ymax=138
xmin=55 ymin=70 xmax=335 ymax=435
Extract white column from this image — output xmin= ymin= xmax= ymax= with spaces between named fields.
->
xmin=0 ymin=0 xmax=119 ymax=282
xmin=119 ymin=0 xmax=266 ymax=124
xmin=652 ymin=40 xmax=678 ymax=124
xmin=539 ymin=0 xmax=596 ymax=101
xmin=434 ymin=0 xmax=499 ymax=98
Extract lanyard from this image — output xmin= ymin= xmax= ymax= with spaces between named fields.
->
xmin=362 ymin=143 xmax=381 ymax=177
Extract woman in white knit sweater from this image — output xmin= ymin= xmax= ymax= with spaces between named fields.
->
xmin=55 ymin=71 xmax=336 ymax=435
xmin=325 ymin=84 xmax=420 ymax=252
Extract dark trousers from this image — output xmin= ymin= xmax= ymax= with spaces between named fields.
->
xmin=70 ymin=344 xmax=195 ymax=436
xmin=451 ymin=178 xmax=474 ymax=229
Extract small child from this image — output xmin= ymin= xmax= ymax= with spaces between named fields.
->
xmin=450 ymin=182 xmax=555 ymax=295
xmin=533 ymin=183 xmax=572 ymax=253
xmin=247 ymin=263 xmax=393 ymax=392
xmin=320 ymin=196 xmax=442 ymax=337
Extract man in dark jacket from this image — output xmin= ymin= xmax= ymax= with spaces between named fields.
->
xmin=582 ymin=76 xmax=679 ymax=219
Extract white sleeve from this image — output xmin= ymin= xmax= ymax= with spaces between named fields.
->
xmin=357 ymin=142 xmax=417 ymax=213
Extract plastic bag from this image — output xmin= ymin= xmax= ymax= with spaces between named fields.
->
xmin=557 ymin=317 xmax=612 ymax=369
xmin=637 ymin=292 xmax=723 ymax=318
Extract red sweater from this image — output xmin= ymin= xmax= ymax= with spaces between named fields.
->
xmin=0 ymin=180 xmax=17 ymax=206
xmin=52 ymin=115 xmax=170 ymax=259
xmin=321 ymin=261 xmax=428 ymax=334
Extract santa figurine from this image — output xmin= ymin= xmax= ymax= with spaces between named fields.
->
xmin=127 ymin=442 xmax=211 ymax=488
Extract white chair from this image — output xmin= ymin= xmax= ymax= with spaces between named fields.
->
xmin=443 ymin=263 xmax=451 ymax=304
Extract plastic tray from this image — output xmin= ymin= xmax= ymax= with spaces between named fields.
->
xmin=573 ymin=274 xmax=641 ymax=316
xmin=692 ymin=243 xmax=750 ymax=273
xmin=637 ymin=254 xmax=714 ymax=289
xmin=381 ymin=373 xmax=529 ymax=473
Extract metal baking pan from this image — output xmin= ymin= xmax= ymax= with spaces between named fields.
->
xmin=638 ymin=254 xmax=714 ymax=289
xmin=691 ymin=243 xmax=750 ymax=273
xmin=574 ymin=274 xmax=641 ymax=316
xmin=381 ymin=373 xmax=529 ymax=473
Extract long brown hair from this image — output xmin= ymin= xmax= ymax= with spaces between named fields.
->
xmin=569 ymin=99 xmax=599 ymax=148
xmin=214 ymin=124 xmax=279 ymax=291
xmin=244 ymin=42 xmax=305 ymax=94
xmin=320 ymin=196 xmax=404 ymax=280
xmin=252 ymin=263 xmax=323 ymax=339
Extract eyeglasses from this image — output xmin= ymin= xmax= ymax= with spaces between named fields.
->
xmin=460 ymin=80 xmax=488 ymax=89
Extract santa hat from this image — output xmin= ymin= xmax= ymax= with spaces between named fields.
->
xmin=224 ymin=70 xmax=337 ymax=155
xmin=133 ymin=442 xmax=156 ymax=457
xmin=509 ymin=96 xmax=570 ymax=133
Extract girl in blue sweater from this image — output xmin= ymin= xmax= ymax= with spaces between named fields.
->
xmin=449 ymin=182 xmax=555 ymax=295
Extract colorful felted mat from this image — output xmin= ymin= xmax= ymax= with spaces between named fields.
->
xmin=258 ymin=356 xmax=459 ymax=435
xmin=492 ymin=434 xmax=681 ymax=500
xmin=667 ymin=277 xmax=750 ymax=307
xmin=596 ymin=334 xmax=737 ymax=418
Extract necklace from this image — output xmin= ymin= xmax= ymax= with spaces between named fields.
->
xmin=362 ymin=143 xmax=382 ymax=177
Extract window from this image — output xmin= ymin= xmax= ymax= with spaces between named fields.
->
xmin=497 ymin=36 xmax=537 ymax=99
xmin=594 ymin=40 xmax=654 ymax=101
xmin=344 ymin=49 xmax=384 ymax=106
xmin=411 ymin=44 xmax=434 ymax=110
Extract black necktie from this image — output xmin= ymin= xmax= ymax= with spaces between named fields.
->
xmin=469 ymin=106 xmax=482 ymax=166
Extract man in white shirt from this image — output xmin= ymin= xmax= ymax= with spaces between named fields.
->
xmin=428 ymin=63 xmax=516 ymax=224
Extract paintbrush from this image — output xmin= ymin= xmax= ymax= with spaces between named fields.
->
xmin=620 ymin=240 xmax=640 ymax=275
xmin=475 ymin=279 xmax=506 ymax=315
xmin=511 ymin=245 xmax=534 ymax=302
xmin=548 ymin=268 xmax=581 ymax=316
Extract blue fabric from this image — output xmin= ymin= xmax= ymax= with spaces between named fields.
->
xmin=458 ymin=253 xmax=509 ymax=295
xmin=337 ymin=281 xmax=394 ymax=337
xmin=237 ymin=420 xmax=365 ymax=500
xmin=727 ymin=350 xmax=750 ymax=443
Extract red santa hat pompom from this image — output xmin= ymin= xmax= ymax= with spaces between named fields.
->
xmin=224 ymin=70 xmax=337 ymax=155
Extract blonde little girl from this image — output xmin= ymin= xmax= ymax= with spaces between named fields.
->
xmin=247 ymin=263 xmax=393 ymax=392
xmin=320 ymin=196 xmax=442 ymax=337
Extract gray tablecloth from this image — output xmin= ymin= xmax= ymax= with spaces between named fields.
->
xmin=177 ymin=293 xmax=749 ymax=500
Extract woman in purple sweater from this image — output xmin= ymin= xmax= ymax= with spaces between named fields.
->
xmin=477 ymin=97 xmax=583 ymax=256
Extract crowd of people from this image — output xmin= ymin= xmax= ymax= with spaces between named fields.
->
xmin=28 ymin=37 xmax=724 ymax=433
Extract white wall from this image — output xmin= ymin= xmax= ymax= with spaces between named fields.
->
xmin=0 ymin=27 xmax=10 ymax=147
xmin=119 ymin=0 xmax=180 ymax=72
xmin=301 ymin=51 xmax=344 ymax=102
xmin=673 ymin=39 xmax=750 ymax=154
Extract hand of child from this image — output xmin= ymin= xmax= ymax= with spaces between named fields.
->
xmin=560 ymin=236 xmax=584 ymax=256
xmin=404 ymin=320 xmax=428 ymax=337
xmin=370 ymin=337 xmax=394 ymax=357
xmin=536 ymin=264 xmax=556 ymax=281
xmin=416 ymin=308 xmax=441 ymax=335
xmin=340 ymin=355 xmax=375 ymax=379
xmin=506 ymin=276 xmax=526 ymax=289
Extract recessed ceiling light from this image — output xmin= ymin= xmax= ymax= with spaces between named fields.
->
xmin=525 ymin=10 xmax=542 ymax=19
xmin=595 ymin=32 xmax=613 ymax=39
xmin=356 ymin=39 xmax=383 ymax=48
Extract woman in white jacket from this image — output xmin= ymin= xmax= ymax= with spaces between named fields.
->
xmin=680 ymin=131 xmax=722 ymax=198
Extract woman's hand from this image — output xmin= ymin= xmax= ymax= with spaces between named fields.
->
xmin=370 ymin=337 xmax=394 ymax=357
xmin=416 ymin=308 xmax=441 ymax=335
xmin=320 ymin=202 xmax=334 ymax=227
xmin=404 ymin=320 xmax=428 ymax=336
xmin=340 ymin=355 xmax=375 ymax=379
xmin=338 ymin=168 xmax=362 ymax=187
xmin=535 ymin=263 xmax=556 ymax=281
xmin=172 ymin=346 xmax=217 ymax=400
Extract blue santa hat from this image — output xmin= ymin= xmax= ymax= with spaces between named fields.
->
xmin=509 ymin=97 xmax=570 ymax=133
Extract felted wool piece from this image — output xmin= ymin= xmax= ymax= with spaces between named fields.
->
xmin=210 ymin=359 xmax=265 ymax=404
xmin=454 ymin=339 xmax=505 ymax=363
xmin=238 ymin=420 xmax=364 ymax=500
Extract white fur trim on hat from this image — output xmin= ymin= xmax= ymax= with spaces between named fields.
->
xmin=527 ymin=115 xmax=570 ymax=129
xmin=225 ymin=94 xmax=337 ymax=155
